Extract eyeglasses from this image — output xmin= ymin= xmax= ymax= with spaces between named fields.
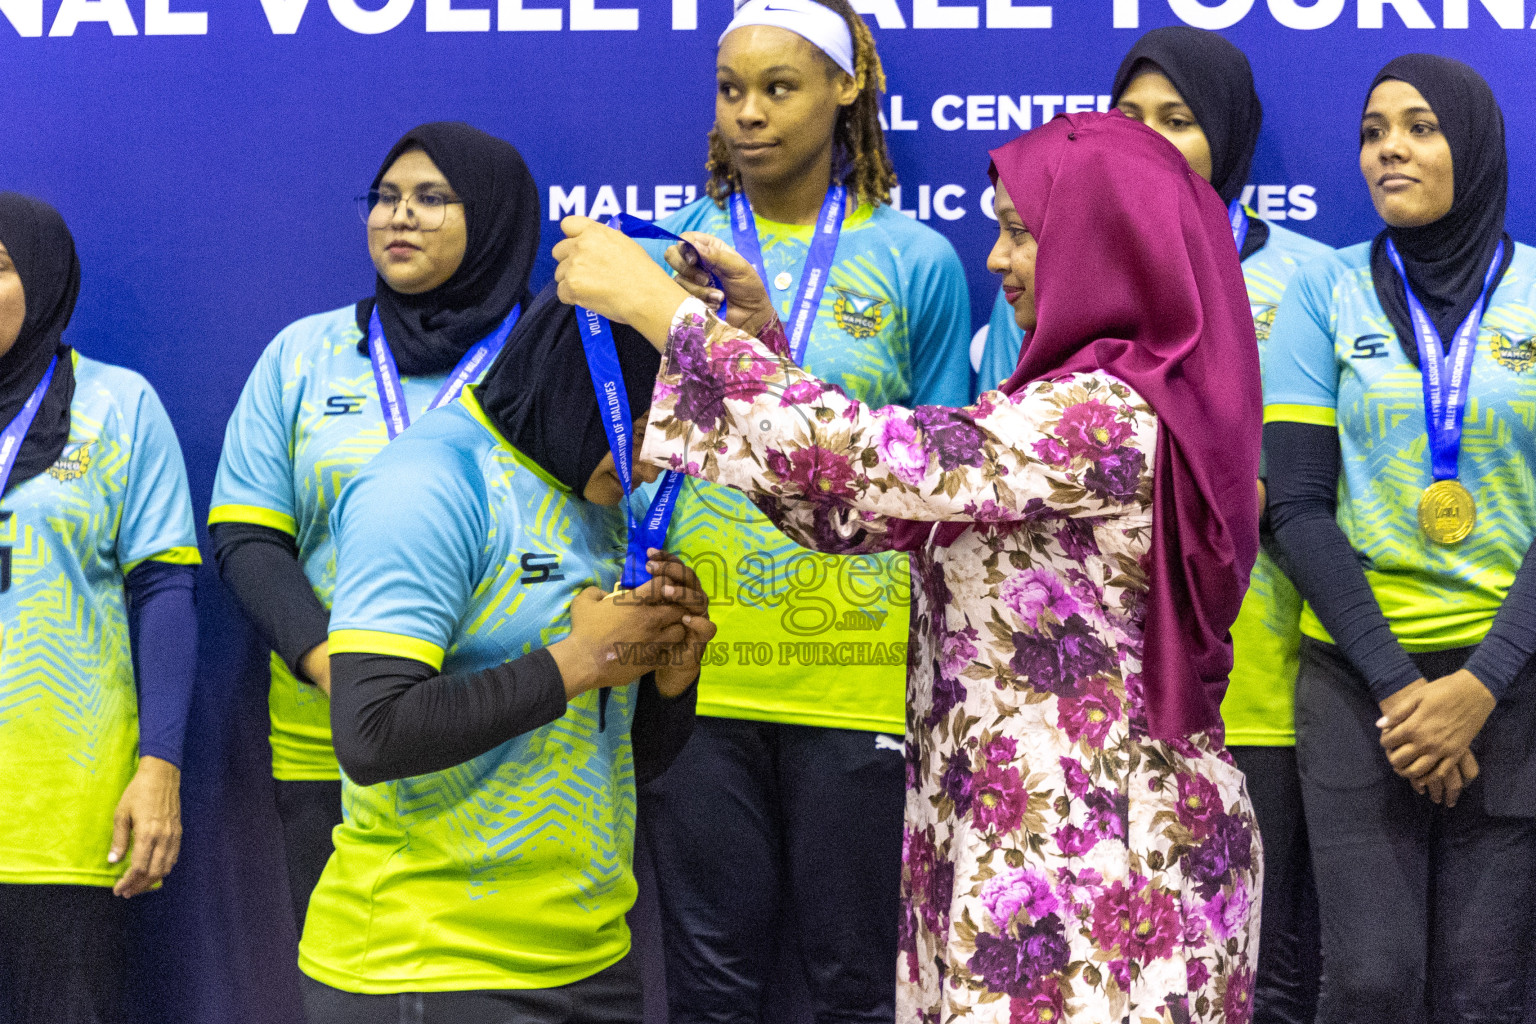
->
xmin=355 ymin=189 xmax=464 ymax=232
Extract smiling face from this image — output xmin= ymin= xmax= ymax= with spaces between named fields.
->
xmin=1360 ymin=79 xmax=1455 ymax=229
xmin=583 ymin=412 xmax=660 ymax=505
xmin=986 ymin=179 xmax=1039 ymax=332
xmin=1116 ymin=68 xmax=1213 ymax=183
xmin=0 ymin=243 xmax=24 ymax=360
xmin=714 ymin=25 xmax=859 ymax=198
xmin=366 ymin=148 xmax=469 ymax=295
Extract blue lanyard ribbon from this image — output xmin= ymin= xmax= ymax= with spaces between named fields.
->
xmin=573 ymin=216 xmax=708 ymax=588
xmin=1228 ymin=199 xmax=1250 ymax=254
xmin=368 ymin=304 xmax=521 ymax=440
xmin=1385 ymin=238 xmax=1504 ymax=482
xmin=0 ymin=354 xmax=59 ymax=498
xmin=729 ymin=185 xmax=846 ymax=364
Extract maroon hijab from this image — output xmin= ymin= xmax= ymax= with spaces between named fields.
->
xmin=919 ymin=112 xmax=1260 ymax=740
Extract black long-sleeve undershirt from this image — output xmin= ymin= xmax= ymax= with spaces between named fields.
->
xmin=330 ymin=650 xmax=697 ymax=787
xmin=1266 ymin=420 xmax=1536 ymax=701
xmin=210 ymin=521 xmax=330 ymax=678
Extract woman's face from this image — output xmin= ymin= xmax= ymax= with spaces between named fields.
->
xmin=987 ymin=180 xmax=1039 ymax=332
xmin=1116 ymin=69 xmax=1214 ymax=183
xmin=715 ymin=25 xmax=859 ymax=197
xmin=367 ymin=148 xmax=469 ymax=295
xmin=0 ymin=243 xmax=24 ymax=360
xmin=1360 ymin=79 xmax=1455 ymax=229
xmin=583 ymin=413 xmax=661 ymax=505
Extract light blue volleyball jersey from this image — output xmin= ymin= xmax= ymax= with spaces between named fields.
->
xmin=209 ymin=306 xmax=471 ymax=780
xmin=303 ymin=390 xmax=636 ymax=993
xmin=1264 ymin=240 xmax=1536 ymax=653
xmin=642 ymin=198 xmax=971 ymax=734
xmin=0 ymin=353 xmax=200 ymax=885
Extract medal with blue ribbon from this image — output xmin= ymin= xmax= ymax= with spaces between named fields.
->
xmin=573 ymin=216 xmax=721 ymax=589
xmin=368 ymin=303 xmax=521 ymax=441
xmin=1385 ymin=238 xmax=1504 ymax=545
xmin=729 ymin=185 xmax=846 ymax=363
xmin=1228 ymin=199 xmax=1250 ymax=254
xmin=0 ymin=354 xmax=59 ymax=498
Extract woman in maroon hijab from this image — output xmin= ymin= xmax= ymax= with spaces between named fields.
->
xmin=554 ymin=111 xmax=1263 ymax=1024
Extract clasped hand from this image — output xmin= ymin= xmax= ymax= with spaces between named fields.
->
xmin=549 ymin=550 xmax=716 ymax=699
xmin=1376 ymin=668 xmax=1495 ymax=807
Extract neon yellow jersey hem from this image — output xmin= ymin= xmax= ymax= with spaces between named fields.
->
xmin=121 ymin=545 xmax=204 ymax=575
xmin=1222 ymin=729 xmax=1296 ymax=747
xmin=298 ymin=938 xmax=631 ymax=995
xmin=328 ymin=629 xmax=446 ymax=670
xmin=1298 ymin=604 xmax=1492 ymax=652
xmin=272 ymin=762 xmax=342 ymax=782
xmin=208 ymin=503 xmax=298 ymax=535
xmin=0 ymin=867 xmax=124 ymax=887
xmin=696 ymin=699 xmax=904 ymax=736
xmin=1263 ymin=403 xmax=1337 ymax=427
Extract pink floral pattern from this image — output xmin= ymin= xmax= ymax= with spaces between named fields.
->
xmin=642 ymin=300 xmax=1261 ymax=1024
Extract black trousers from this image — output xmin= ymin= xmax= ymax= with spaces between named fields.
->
xmin=300 ymin=951 xmax=643 ymax=1024
xmin=0 ymin=883 xmax=126 ymax=1024
xmin=1296 ymin=638 xmax=1536 ymax=1024
xmin=640 ymin=716 xmax=905 ymax=1024
xmin=274 ymin=778 xmax=345 ymax=933
xmin=1229 ymin=745 xmax=1320 ymax=1024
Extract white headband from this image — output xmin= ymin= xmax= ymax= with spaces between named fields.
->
xmin=719 ymin=0 xmax=857 ymax=80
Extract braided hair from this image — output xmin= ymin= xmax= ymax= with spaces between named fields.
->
xmin=705 ymin=0 xmax=897 ymax=209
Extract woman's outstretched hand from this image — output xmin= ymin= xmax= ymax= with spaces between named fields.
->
xmin=665 ymin=232 xmax=776 ymax=337
xmin=553 ymin=216 xmax=687 ymax=350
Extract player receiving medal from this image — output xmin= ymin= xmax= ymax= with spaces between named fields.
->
xmin=1264 ymin=56 xmax=1536 ymax=1023
xmin=297 ymin=281 xmax=713 ymax=1022
xmin=208 ymin=123 xmax=539 ymax=932
xmin=634 ymin=2 xmax=972 ymax=1019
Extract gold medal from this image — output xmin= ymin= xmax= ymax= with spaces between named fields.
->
xmin=1418 ymin=479 xmax=1476 ymax=545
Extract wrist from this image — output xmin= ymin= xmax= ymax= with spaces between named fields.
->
xmin=549 ymin=637 xmax=601 ymax=698
xmin=137 ymin=755 xmax=181 ymax=779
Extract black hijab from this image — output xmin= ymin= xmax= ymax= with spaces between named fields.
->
xmin=1111 ymin=26 xmax=1268 ymax=258
xmin=356 ymin=122 xmax=541 ymax=376
xmin=476 ymin=282 xmax=661 ymax=495
xmin=0 ymin=194 xmax=79 ymax=497
xmin=1366 ymin=55 xmax=1512 ymax=361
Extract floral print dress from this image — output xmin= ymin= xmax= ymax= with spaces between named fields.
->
xmin=641 ymin=298 xmax=1262 ymax=1024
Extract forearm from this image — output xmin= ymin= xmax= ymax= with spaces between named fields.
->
xmin=631 ymin=673 xmax=697 ymax=787
xmin=1464 ymin=541 xmax=1536 ymax=699
xmin=1265 ymin=421 xmax=1420 ymax=700
xmin=329 ymin=650 xmax=568 ymax=785
xmin=210 ymin=521 xmax=329 ymax=675
xmin=125 ymin=562 xmax=198 ymax=767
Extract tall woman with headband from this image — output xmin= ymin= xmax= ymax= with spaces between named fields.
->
xmin=208 ymin=122 xmax=540 ymax=933
xmin=640 ymin=2 xmax=971 ymax=1021
xmin=1265 ymin=55 xmax=1536 ymax=1022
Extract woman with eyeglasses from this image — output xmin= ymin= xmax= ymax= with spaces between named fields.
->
xmin=208 ymin=122 xmax=540 ymax=932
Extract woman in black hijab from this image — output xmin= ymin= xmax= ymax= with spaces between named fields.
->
xmin=301 ymin=281 xmax=710 ymax=1022
xmin=0 ymin=194 xmax=201 ymax=1023
xmin=1265 ymin=56 xmax=1536 ymax=1023
xmin=208 ymin=122 xmax=541 ymax=933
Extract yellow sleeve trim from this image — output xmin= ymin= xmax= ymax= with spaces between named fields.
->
xmin=1263 ymin=404 xmax=1337 ymax=427
xmin=122 ymin=546 xmax=204 ymax=575
xmin=328 ymin=629 xmax=446 ymax=671
xmin=207 ymin=503 xmax=298 ymax=535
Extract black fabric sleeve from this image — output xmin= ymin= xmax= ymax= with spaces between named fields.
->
xmin=631 ymin=676 xmax=698 ymax=787
xmin=210 ymin=521 xmax=330 ymax=678
xmin=124 ymin=561 xmax=198 ymax=768
xmin=1264 ymin=421 xmax=1422 ymax=701
xmin=329 ymin=650 xmax=569 ymax=785
xmin=1464 ymin=541 xmax=1536 ymax=700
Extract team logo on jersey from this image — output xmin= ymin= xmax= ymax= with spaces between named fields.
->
xmin=519 ymin=552 xmax=566 ymax=585
xmin=324 ymin=395 xmax=367 ymax=416
xmin=47 ymin=443 xmax=91 ymax=482
xmin=831 ymin=288 xmax=888 ymax=339
xmin=1351 ymin=334 xmax=1392 ymax=360
xmin=1491 ymin=331 xmax=1536 ymax=373
xmin=1251 ymin=303 xmax=1278 ymax=342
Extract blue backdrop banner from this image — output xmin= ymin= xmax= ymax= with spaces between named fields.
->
xmin=3 ymin=3 xmax=1534 ymax=1020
